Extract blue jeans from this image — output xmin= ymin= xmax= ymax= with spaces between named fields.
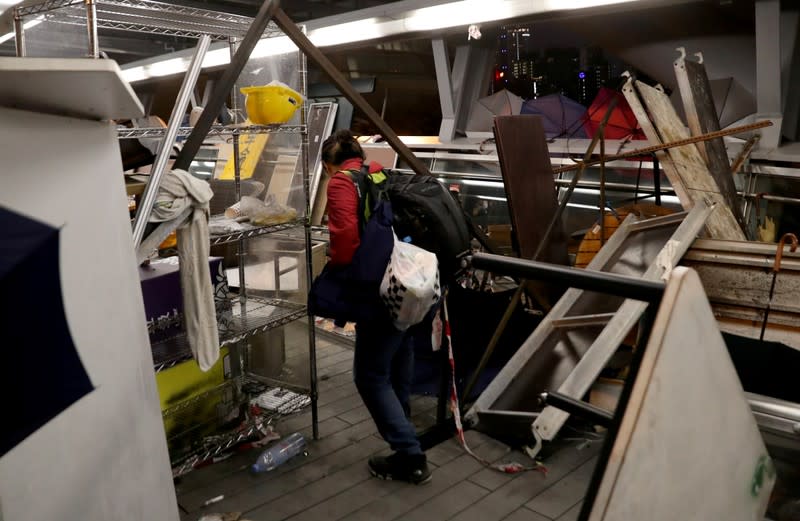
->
xmin=354 ymin=318 xmax=422 ymax=455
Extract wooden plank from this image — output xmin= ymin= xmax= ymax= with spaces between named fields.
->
xmin=177 ymin=417 xmax=378 ymax=511
xmin=243 ymin=435 xmax=387 ymax=520
xmin=586 ymin=268 xmax=773 ymax=520
xmin=401 ymin=480 xmax=490 ymax=520
xmin=526 ymin=456 xmax=598 ymax=519
xmin=173 ymin=415 xmax=349 ymax=495
xmin=318 ymin=358 xmax=356 ymax=380
xmin=454 ymin=441 xmax=600 ymax=521
xmin=192 ymin=433 xmax=387 ymax=516
xmin=493 ymin=115 xmax=570 ymax=266
xmin=338 ymin=404 xmax=372 ymax=425
xmin=319 ymin=371 xmax=355 ymax=392
xmin=283 ymin=465 xmax=400 ymax=521
xmin=502 ymin=507 xmax=553 ymax=521
xmin=675 ymin=57 xmax=742 ymax=223
xmin=622 ymin=78 xmax=692 ymax=207
xmin=629 ymin=79 xmax=745 ymax=240
xmin=317 ymin=381 xmax=360 ymax=408
xmin=558 ymin=502 xmax=584 ymax=521
xmin=346 ymin=436 xmax=510 ymax=521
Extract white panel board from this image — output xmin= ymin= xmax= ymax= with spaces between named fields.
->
xmin=0 ymin=106 xmax=178 ymax=521
xmin=588 ymin=267 xmax=773 ymax=521
xmin=0 ymin=57 xmax=144 ymax=120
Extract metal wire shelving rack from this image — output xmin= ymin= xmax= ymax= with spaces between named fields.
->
xmin=117 ymin=125 xmax=306 ymax=139
xmin=12 ymin=0 xmax=319 ymax=476
xmin=13 ymin=0 xmax=282 ymax=49
xmin=150 ymin=296 xmax=307 ymax=373
xmin=163 ymin=375 xmax=310 ymax=477
xmin=209 ymin=218 xmax=307 ymax=246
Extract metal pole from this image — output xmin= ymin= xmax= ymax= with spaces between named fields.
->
xmin=173 ymin=0 xmax=282 ymax=171
xmin=297 ymin=41 xmax=320 ymax=440
xmin=551 ymin=120 xmax=773 ymax=175
xmin=232 ymin=135 xmax=247 ymax=305
xmin=13 ymin=11 xmax=25 ymax=57
xmin=599 ymin=131 xmax=606 ymax=244
xmin=85 ymin=0 xmax=99 ymax=58
xmin=653 ymin=155 xmax=661 ymax=206
xmin=131 ymin=35 xmax=211 ymax=248
xmin=468 ymin=253 xmax=665 ymax=304
xmin=272 ymin=8 xmax=432 ymax=178
xmin=730 ymin=135 xmax=760 ymax=176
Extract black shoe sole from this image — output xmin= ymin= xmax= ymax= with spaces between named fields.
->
xmin=369 ymin=466 xmax=432 ymax=485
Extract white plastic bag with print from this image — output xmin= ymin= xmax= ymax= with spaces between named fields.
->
xmin=380 ymin=233 xmax=441 ymax=331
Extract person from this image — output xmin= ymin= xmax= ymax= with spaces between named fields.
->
xmin=321 ymin=129 xmax=432 ymax=485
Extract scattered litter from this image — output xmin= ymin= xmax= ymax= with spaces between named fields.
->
xmin=198 ymin=513 xmax=243 ymax=521
xmin=251 ymin=387 xmax=311 ymax=414
xmin=202 ymin=495 xmax=225 ymax=508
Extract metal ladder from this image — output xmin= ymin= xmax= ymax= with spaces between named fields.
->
xmin=465 ymin=200 xmax=713 ymax=455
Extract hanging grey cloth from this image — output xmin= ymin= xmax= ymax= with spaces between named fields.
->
xmin=150 ymin=169 xmax=219 ymax=371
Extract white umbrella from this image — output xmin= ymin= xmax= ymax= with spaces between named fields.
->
xmin=466 ymin=89 xmax=525 ymax=134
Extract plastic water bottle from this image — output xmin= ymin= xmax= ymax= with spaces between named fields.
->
xmin=251 ymin=433 xmax=307 ymax=473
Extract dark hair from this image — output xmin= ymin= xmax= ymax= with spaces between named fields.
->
xmin=321 ymin=129 xmax=365 ymax=166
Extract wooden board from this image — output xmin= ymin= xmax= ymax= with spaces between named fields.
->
xmin=493 ymin=115 xmax=569 ymax=265
xmin=674 ymin=57 xmax=743 ymax=225
xmin=622 ymin=78 xmax=746 ymax=241
xmin=587 ymin=267 xmax=773 ymax=521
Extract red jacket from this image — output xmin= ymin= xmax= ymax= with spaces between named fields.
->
xmin=327 ymin=158 xmax=383 ymax=266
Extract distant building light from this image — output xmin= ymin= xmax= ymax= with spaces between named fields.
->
xmin=522 ymin=33 xmax=530 ymax=37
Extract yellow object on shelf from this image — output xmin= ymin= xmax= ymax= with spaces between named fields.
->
xmin=157 ymin=347 xmax=231 ymax=450
xmin=220 ymin=132 xmax=269 ymax=180
xmin=240 ymin=83 xmax=303 ymax=125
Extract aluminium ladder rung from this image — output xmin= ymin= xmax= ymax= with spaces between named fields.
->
xmin=551 ymin=313 xmax=617 ymax=329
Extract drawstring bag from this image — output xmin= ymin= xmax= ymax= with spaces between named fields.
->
xmin=380 ymin=234 xmax=441 ymax=331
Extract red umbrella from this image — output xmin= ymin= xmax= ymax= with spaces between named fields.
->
xmin=582 ymin=87 xmax=647 ymax=140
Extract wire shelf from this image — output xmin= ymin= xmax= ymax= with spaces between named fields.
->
xmin=165 ymin=377 xmax=311 ymax=477
xmin=16 ymin=0 xmax=285 ymax=39
xmin=151 ymin=296 xmax=306 ymax=372
xmin=209 ymin=218 xmax=305 ymax=247
xmin=117 ymin=124 xmax=306 ymax=139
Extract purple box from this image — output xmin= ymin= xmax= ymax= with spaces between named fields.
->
xmin=139 ymin=256 xmax=229 ymax=338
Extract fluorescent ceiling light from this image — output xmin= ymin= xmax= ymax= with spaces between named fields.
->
xmin=404 ymin=1 xmax=515 ymax=32
xmin=0 ymin=16 xmax=42 ymax=45
xmin=121 ymin=0 xmax=651 ymax=83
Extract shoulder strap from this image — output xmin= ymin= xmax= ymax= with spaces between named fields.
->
xmin=341 ymin=168 xmax=369 ymax=235
xmin=342 ymin=165 xmax=391 ymax=234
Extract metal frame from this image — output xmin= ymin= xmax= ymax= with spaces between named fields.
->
xmin=532 ymin=202 xmax=711 ymax=445
xmin=11 ymin=0 xmax=324 ymax=463
xmin=12 ymin=0 xmax=272 ymax=45
xmin=117 ymin=125 xmax=306 ymax=139
xmin=131 ymin=34 xmax=210 ymax=249
xmin=464 ymin=202 xmax=711 ymax=446
xmin=306 ymin=101 xmax=338 ymax=212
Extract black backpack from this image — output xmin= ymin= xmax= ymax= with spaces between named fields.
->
xmin=345 ymin=166 xmax=472 ymax=280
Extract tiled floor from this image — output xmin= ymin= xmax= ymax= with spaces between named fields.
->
xmin=174 ymin=323 xmax=600 ymax=521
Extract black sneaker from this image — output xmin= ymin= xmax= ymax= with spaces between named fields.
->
xmin=368 ymin=453 xmax=432 ymax=484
